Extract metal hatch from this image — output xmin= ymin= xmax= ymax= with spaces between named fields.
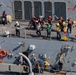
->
xmin=54 ymin=2 xmax=66 ymax=20
xmin=24 ymin=1 xmax=32 ymax=20
xmin=14 ymin=1 xmax=22 ymax=19
xmin=44 ymin=2 xmax=52 ymax=19
xmin=34 ymin=1 xmax=42 ymax=18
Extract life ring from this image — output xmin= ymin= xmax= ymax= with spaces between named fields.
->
xmin=0 ymin=50 xmax=7 ymax=57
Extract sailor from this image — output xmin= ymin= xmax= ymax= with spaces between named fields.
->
xmin=2 ymin=10 xmax=7 ymax=25
xmin=56 ymin=16 xmax=64 ymax=32
xmin=58 ymin=50 xmax=65 ymax=71
xmin=63 ymin=24 xmax=68 ymax=32
xmin=38 ymin=59 xmax=44 ymax=73
xmin=58 ymin=56 xmax=64 ymax=71
xmin=32 ymin=16 xmax=38 ymax=30
xmin=36 ymin=22 xmax=41 ymax=37
xmin=42 ymin=53 xmax=47 ymax=60
xmin=56 ymin=23 xmax=61 ymax=40
xmin=15 ymin=21 xmax=20 ymax=37
xmin=67 ymin=18 xmax=73 ymax=33
xmin=38 ymin=16 xmax=44 ymax=30
xmin=46 ymin=23 xmax=52 ymax=40
xmin=48 ymin=16 xmax=52 ymax=25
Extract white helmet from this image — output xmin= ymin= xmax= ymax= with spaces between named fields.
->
xmin=16 ymin=21 xmax=19 ymax=25
xmin=16 ymin=21 xmax=19 ymax=24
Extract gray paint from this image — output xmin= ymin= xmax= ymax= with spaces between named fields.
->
xmin=0 ymin=37 xmax=76 ymax=72
xmin=14 ymin=1 xmax=22 ymax=19
xmin=34 ymin=1 xmax=42 ymax=18
xmin=24 ymin=1 xmax=32 ymax=20
xmin=0 ymin=0 xmax=76 ymax=20
xmin=54 ymin=2 xmax=66 ymax=20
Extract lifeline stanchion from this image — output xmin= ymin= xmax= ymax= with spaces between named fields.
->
xmin=25 ymin=28 xmax=26 ymax=38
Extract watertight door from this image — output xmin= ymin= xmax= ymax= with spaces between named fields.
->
xmin=24 ymin=1 xmax=32 ymax=20
xmin=54 ymin=2 xmax=66 ymax=20
xmin=34 ymin=1 xmax=42 ymax=18
xmin=44 ymin=2 xmax=52 ymax=19
xmin=14 ymin=1 xmax=22 ymax=19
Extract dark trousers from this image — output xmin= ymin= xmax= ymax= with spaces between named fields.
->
xmin=57 ymin=32 xmax=61 ymax=40
xmin=16 ymin=29 xmax=20 ymax=37
xmin=47 ymin=31 xmax=51 ymax=39
xmin=40 ymin=22 xmax=44 ymax=30
xmin=68 ymin=24 xmax=72 ymax=33
xmin=58 ymin=62 xmax=63 ymax=71
xmin=60 ymin=24 xmax=64 ymax=32
xmin=33 ymin=22 xmax=37 ymax=30
xmin=36 ymin=30 xmax=41 ymax=37
xmin=2 ymin=17 xmax=7 ymax=25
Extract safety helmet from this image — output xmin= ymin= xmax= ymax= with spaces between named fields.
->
xmin=3 ymin=10 xmax=6 ymax=12
xmin=63 ymin=22 xmax=66 ymax=25
xmin=74 ymin=20 xmax=76 ymax=24
xmin=56 ymin=23 xmax=60 ymax=27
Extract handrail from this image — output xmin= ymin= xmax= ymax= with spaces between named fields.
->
xmin=19 ymin=53 xmax=34 ymax=75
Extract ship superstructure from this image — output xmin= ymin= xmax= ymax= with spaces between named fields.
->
xmin=0 ymin=0 xmax=76 ymax=20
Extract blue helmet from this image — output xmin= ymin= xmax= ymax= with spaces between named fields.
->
xmin=3 ymin=10 xmax=6 ymax=12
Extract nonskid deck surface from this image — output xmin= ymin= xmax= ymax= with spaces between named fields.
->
xmin=0 ymin=21 xmax=76 ymax=74
xmin=0 ymin=37 xmax=76 ymax=72
xmin=0 ymin=21 xmax=76 ymax=41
